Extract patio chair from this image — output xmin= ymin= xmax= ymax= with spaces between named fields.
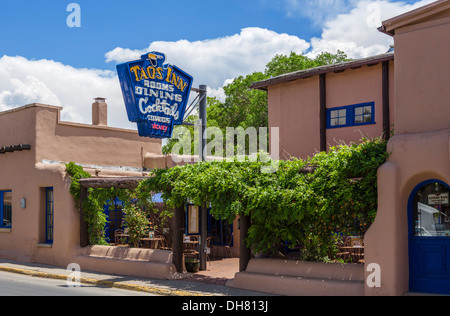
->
xmin=223 ymin=232 xmax=233 ymax=258
xmin=336 ymin=236 xmax=351 ymax=261
xmin=157 ymin=235 xmax=172 ymax=250
xmin=206 ymin=236 xmax=213 ymax=264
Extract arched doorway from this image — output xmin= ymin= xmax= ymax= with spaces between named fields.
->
xmin=408 ymin=179 xmax=450 ymax=294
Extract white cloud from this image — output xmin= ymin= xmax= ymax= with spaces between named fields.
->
xmin=0 ymin=75 xmax=61 ymax=111
xmin=307 ymin=0 xmax=435 ymax=59
xmin=0 ymin=0 xmax=437 ymax=130
xmin=0 ymin=55 xmax=134 ymax=129
xmin=105 ymin=27 xmax=311 ymax=89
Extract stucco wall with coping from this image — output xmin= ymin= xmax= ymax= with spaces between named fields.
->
xmin=365 ymin=129 xmax=450 ymax=295
xmin=33 ymin=104 xmax=161 ymax=168
xmin=228 ymin=258 xmax=365 ymax=296
xmin=73 ymin=245 xmax=176 ymax=279
xmin=393 ymin=16 xmax=450 ymax=135
xmin=364 ymin=5 xmax=450 ymax=295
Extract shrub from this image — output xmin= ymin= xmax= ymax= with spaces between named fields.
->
xmin=122 ymin=204 xmax=150 ymax=248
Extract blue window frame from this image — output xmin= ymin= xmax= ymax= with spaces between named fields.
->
xmin=45 ymin=188 xmax=54 ymax=243
xmin=327 ymin=102 xmax=375 ymax=129
xmin=0 ymin=190 xmax=12 ymax=228
xmin=208 ymin=209 xmax=233 ymax=246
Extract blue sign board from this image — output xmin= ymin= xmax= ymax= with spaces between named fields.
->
xmin=117 ymin=52 xmax=193 ymax=138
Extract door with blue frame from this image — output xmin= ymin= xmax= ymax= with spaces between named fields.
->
xmin=408 ymin=179 xmax=450 ymax=294
xmin=184 ymin=204 xmax=233 ymax=247
xmin=104 ymin=197 xmax=124 ymax=243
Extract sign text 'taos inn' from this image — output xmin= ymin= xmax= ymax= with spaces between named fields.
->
xmin=117 ymin=52 xmax=193 ymax=138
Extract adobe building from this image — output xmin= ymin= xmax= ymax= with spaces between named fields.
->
xmin=233 ymin=0 xmax=449 ymax=296
xmin=0 ymin=98 xmax=239 ymax=279
xmin=366 ymin=0 xmax=450 ymax=296
xmin=0 ymin=100 xmax=180 ymax=278
xmin=0 ymin=0 xmax=448 ymax=295
xmin=251 ymin=52 xmax=394 ymax=160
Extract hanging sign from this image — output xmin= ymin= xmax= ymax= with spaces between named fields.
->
xmin=116 ymin=51 xmax=193 ymax=138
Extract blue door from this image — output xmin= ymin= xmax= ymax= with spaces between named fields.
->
xmin=409 ymin=180 xmax=450 ymax=294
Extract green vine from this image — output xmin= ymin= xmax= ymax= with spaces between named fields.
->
xmin=65 ymin=136 xmax=388 ymax=261
xmin=65 ymin=162 xmax=171 ymax=246
xmin=141 ymin=137 xmax=388 ymax=261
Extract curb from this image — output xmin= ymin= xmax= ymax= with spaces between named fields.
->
xmin=0 ymin=266 xmax=211 ymax=296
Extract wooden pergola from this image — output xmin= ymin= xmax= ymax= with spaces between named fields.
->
xmin=77 ymin=177 xmax=251 ymax=273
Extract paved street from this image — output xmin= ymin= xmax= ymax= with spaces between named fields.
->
xmin=0 ymin=258 xmax=272 ymax=296
xmin=0 ymin=271 xmax=158 ymax=296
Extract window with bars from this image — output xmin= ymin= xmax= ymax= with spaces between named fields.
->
xmin=104 ymin=197 xmax=124 ymax=243
xmin=45 ymin=187 xmax=54 ymax=243
xmin=0 ymin=190 xmax=12 ymax=228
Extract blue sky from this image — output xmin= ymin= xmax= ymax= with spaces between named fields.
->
xmin=0 ymin=0 xmax=320 ymax=70
xmin=0 ymin=0 xmax=434 ymax=128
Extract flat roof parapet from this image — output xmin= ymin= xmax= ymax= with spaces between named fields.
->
xmin=251 ymin=52 xmax=394 ymax=90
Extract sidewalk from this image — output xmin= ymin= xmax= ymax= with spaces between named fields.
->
xmin=0 ymin=258 xmax=273 ymax=296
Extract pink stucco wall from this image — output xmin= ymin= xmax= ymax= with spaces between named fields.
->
xmin=0 ymin=104 xmax=163 ymax=270
xmin=34 ymin=104 xmax=161 ymax=167
xmin=268 ymin=61 xmax=394 ymax=160
xmin=326 ymin=62 xmax=394 ymax=145
xmin=244 ymin=1 xmax=448 ymax=297
xmin=393 ymin=15 xmax=450 ymax=135
xmin=366 ymin=129 xmax=449 ymax=295
xmin=268 ymin=77 xmax=320 ymax=160
xmin=365 ymin=5 xmax=450 ymax=296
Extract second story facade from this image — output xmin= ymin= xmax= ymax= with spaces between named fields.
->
xmin=252 ymin=52 xmax=394 ymax=160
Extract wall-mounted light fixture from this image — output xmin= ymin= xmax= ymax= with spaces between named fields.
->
xmin=21 ymin=198 xmax=26 ymax=209
xmin=435 ymin=182 xmax=440 ymax=192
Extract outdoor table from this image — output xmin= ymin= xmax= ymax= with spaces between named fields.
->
xmin=183 ymin=240 xmax=199 ymax=258
xmin=141 ymin=237 xmax=163 ymax=249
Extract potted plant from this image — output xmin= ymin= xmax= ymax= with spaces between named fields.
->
xmin=185 ymin=257 xmax=200 ymax=273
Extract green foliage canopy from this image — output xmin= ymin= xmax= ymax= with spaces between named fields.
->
xmin=65 ymin=162 xmax=170 ymax=246
xmin=163 ymin=51 xmax=351 ymax=155
xmin=144 ymin=137 xmax=388 ymax=261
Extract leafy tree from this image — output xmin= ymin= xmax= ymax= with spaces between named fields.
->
xmin=163 ymin=50 xmax=351 ymax=156
xmin=210 ymin=50 xmax=350 ymax=132
xmin=264 ymin=52 xmax=316 ymax=77
xmin=265 ymin=50 xmax=349 ymax=76
xmin=210 ymin=72 xmax=269 ymax=131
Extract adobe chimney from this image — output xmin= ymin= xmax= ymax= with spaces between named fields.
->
xmin=92 ymin=97 xmax=107 ymax=126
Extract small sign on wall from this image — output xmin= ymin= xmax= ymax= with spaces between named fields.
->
xmin=428 ymin=193 xmax=449 ymax=205
xmin=187 ymin=205 xmax=199 ymax=234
